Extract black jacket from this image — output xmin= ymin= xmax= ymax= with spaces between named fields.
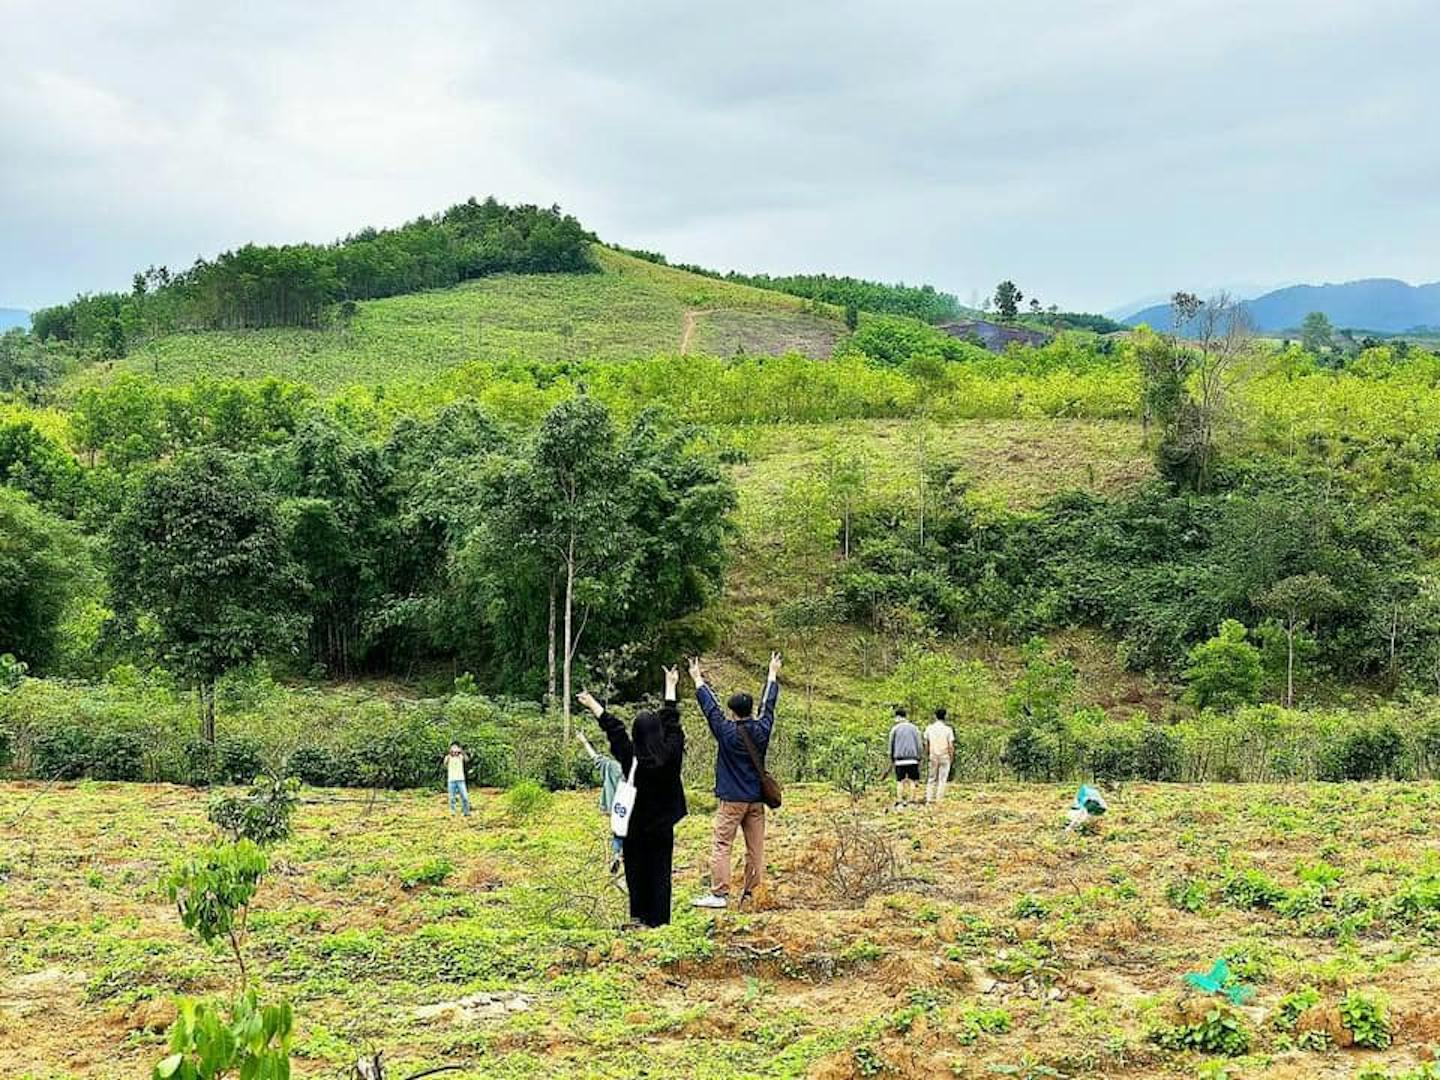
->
xmin=597 ymin=697 xmax=687 ymax=834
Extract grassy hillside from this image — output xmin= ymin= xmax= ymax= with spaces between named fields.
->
xmin=715 ymin=417 xmax=1160 ymax=726
xmin=78 ymin=247 xmax=844 ymax=393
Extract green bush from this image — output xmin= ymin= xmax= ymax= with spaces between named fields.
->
xmin=1002 ymin=721 xmax=1062 ymax=781
xmin=505 ymin=779 xmax=552 ymax=821
xmin=182 ymin=737 xmax=218 ymax=786
xmin=1319 ymin=723 xmax=1404 ymax=781
xmin=1166 ymin=877 xmax=1210 ymax=913
xmin=1086 ymin=722 xmax=1140 ymax=781
xmin=153 ymin=990 xmax=293 ymax=1080
xmin=1339 ymin=990 xmax=1392 ymax=1049
xmin=1221 ymin=868 xmax=1287 ymax=911
xmin=215 ymin=734 xmax=266 ymax=785
xmin=400 ymin=857 xmax=454 ymax=890
xmin=32 ymin=723 xmax=93 ymax=780
xmin=89 ymin=727 xmax=147 ymax=782
xmin=207 ymin=776 xmax=298 ymax=846
xmin=284 ymin=745 xmax=334 ymax=787
xmin=161 ymin=840 xmax=268 ymax=978
xmin=1150 ymin=1005 xmax=1251 ymax=1056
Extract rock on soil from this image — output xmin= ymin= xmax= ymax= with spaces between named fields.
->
xmin=413 ymin=991 xmax=532 ymax=1024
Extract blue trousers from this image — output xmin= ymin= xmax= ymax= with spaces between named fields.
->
xmin=448 ymin=779 xmax=471 ymax=816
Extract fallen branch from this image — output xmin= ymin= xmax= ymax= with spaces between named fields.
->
xmin=353 ymin=1051 xmax=467 ymax=1080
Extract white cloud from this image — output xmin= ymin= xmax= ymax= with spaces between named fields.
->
xmin=1 ymin=0 xmax=1437 ymax=310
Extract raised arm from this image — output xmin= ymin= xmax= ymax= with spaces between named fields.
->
xmin=574 ymin=731 xmax=601 ymax=764
xmin=658 ymin=665 xmax=686 ymax=761
xmin=756 ymin=651 xmax=781 ymax=734
xmin=690 ymin=656 xmax=727 ymax=737
xmin=578 ymin=690 xmax=633 ymax=773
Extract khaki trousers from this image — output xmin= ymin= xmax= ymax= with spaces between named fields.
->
xmin=711 ymin=800 xmax=766 ymax=896
xmin=926 ymin=756 xmax=952 ymax=803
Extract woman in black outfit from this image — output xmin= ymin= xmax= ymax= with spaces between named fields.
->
xmin=577 ymin=666 xmax=686 ymax=927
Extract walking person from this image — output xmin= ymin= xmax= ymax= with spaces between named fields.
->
xmin=924 ymin=707 xmax=956 ymax=804
xmin=577 ymin=666 xmax=686 ymax=928
xmin=576 ymin=731 xmax=625 ymax=875
xmin=444 ymin=742 xmax=471 ymax=817
xmin=690 ymin=651 xmax=781 ymax=911
xmin=887 ymin=708 xmax=923 ymax=807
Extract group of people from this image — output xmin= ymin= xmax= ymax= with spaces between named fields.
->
xmin=569 ymin=652 xmax=781 ymax=926
xmin=885 ymin=706 xmax=956 ymax=808
xmin=443 ymin=658 xmax=1106 ymax=928
xmin=441 ymin=652 xmax=969 ymax=928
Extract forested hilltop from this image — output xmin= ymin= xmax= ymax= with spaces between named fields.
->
xmin=5 ymin=209 xmax=1440 ymax=792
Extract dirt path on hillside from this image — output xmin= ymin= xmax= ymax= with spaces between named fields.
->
xmin=680 ymin=309 xmax=699 ymax=354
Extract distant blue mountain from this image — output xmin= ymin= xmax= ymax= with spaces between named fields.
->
xmin=1105 ymin=282 xmax=1274 ymax=321
xmin=1123 ymin=279 xmax=1440 ymax=334
xmin=0 ymin=308 xmax=29 ymax=332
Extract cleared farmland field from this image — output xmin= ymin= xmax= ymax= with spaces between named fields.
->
xmin=3 ymin=780 xmax=1438 ymax=1079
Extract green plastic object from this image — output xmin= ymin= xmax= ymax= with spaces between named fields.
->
xmin=1184 ymin=958 xmax=1255 ymax=1005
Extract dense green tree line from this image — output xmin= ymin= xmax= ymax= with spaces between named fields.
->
xmin=30 ymin=198 xmax=595 ymax=355
xmin=828 ymin=463 xmax=1438 ymax=697
xmin=0 ymin=391 xmax=732 ymax=742
xmin=617 ymin=247 xmax=963 ymax=323
xmin=9 ymin=323 xmax=1440 ymax=721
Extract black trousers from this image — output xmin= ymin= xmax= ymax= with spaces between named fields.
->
xmin=623 ymin=823 xmax=675 ymax=927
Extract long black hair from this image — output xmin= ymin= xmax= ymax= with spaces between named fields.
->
xmin=632 ymin=709 xmax=665 ymax=767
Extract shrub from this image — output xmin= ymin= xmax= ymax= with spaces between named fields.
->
xmin=0 ymin=652 xmax=27 ymax=690
xmin=1183 ymin=620 xmax=1263 ymax=711
xmin=505 ymin=779 xmax=552 ymax=822
xmin=284 ymin=745 xmax=333 ymax=787
xmin=1166 ymin=877 xmax=1210 ymax=913
xmin=182 ymin=737 xmax=219 ymax=786
xmin=1220 ymin=868 xmax=1287 ymax=911
xmin=207 ymin=776 xmax=298 ymax=846
xmin=1320 ymin=722 xmax=1404 ymax=781
xmin=153 ymin=990 xmax=292 ymax=1080
xmin=1272 ymin=986 xmax=1320 ymax=1032
xmin=400 ymin=857 xmax=454 ymax=890
xmin=31 ymin=723 xmax=93 ymax=780
xmin=215 ymin=734 xmax=266 ymax=785
xmin=88 ymin=727 xmax=147 ymax=781
xmin=161 ymin=840 xmax=268 ymax=979
xmin=818 ymin=732 xmax=885 ymax=798
xmin=1002 ymin=721 xmax=1062 ymax=781
xmin=1135 ymin=725 xmax=1182 ymax=780
xmin=344 ymin=709 xmax=446 ymax=788
xmin=1150 ymin=1005 xmax=1251 ymax=1056
xmin=1086 ymin=721 xmax=1140 ymax=781
xmin=1339 ymin=990 xmax=1392 ymax=1049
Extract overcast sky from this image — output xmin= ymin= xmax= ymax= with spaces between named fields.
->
xmin=2 ymin=0 xmax=1438 ymax=313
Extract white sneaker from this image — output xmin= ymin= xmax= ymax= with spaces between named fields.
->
xmin=692 ymin=893 xmax=728 ymax=909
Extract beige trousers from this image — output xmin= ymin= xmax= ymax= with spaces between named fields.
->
xmin=926 ymin=756 xmax=952 ymax=803
xmin=711 ymin=800 xmax=766 ymax=896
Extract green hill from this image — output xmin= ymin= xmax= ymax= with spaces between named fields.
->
xmin=76 ymin=247 xmax=845 ymax=392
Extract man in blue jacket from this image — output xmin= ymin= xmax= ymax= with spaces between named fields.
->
xmin=689 ymin=650 xmax=781 ymax=910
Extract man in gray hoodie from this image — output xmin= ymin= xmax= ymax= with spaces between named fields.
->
xmin=887 ymin=708 xmax=924 ymax=807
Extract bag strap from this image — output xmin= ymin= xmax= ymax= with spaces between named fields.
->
xmin=735 ymin=721 xmax=767 ymax=776
xmin=627 ymin=759 xmax=638 ymax=784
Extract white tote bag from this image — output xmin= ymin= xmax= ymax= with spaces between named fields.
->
xmin=610 ymin=759 xmax=639 ymax=838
